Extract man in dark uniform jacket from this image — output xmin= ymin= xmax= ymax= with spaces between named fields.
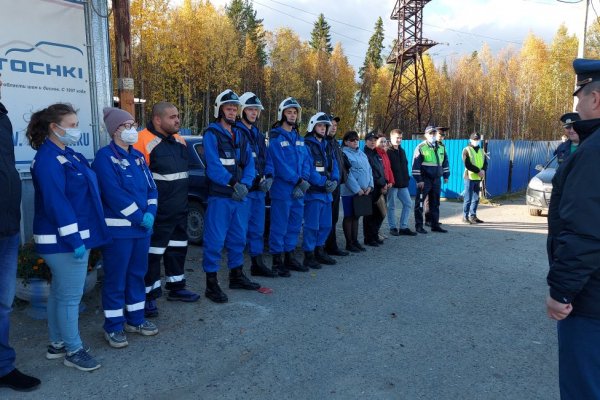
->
xmin=0 ymin=76 xmax=41 ymax=391
xmin=546 ymin=58 xmax=600 ymax=399
xmin=553 ymin=112 xmax=580 ymax=164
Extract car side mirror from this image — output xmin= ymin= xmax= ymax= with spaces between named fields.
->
xmin=535 ymin=164 xmax=543 ymax=172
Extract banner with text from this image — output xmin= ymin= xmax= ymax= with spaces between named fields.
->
xmin=1 ymin=0 xmax=94 ymax=171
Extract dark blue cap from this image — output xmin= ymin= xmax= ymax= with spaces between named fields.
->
xmin=573 ymin=58 xmax=600 ymax=95
xmin=365 ymin=131 xmax=378 ymax=140
xmin=560 ymin=112 xmax=580 ymax=127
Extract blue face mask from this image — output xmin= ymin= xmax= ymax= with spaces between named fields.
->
xmin=53 ymin=125 xmax=81 ymax=146
xmin=427 ymin=136 xmax=436 ymax=144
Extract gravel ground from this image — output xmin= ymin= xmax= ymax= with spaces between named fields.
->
xmin=5 ymin=198 xmax=558 ymax=400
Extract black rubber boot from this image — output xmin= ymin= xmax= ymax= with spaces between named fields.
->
xmin=285 ymin=251 xmax=308 ymax=272
xmin=272 ymin=253 xmax=290 ymax=278
xmin=229 ymin=266 xmax=261 ymax=290
xmin=315 ymin=246 xmax=337 ymax=265
xmin=303 ymin=251 xmax=322 ymax=269
xmin=205 ymin=272 xmax=228 ymax=303
xmin=251 ymin=255 xmax=277 ymax=277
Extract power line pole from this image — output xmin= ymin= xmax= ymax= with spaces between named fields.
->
xmin=574 ymin=0 xmax=590 ymax=111
xmin=112 ymin=0 xmax=134 ymax=116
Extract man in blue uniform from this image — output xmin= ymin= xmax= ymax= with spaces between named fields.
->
xmin=554 ymin=112 xmax=580 ymax=164
xmin=412 ymin=126 xmax=449 ymax=234
xmin=202 ymin=89 xmax=260 ymax=303
xmin=546 ymin=58 xmax=600 ymax=400
xmin=268 ymin=98 xmax=310 ymax=277
xmin=235 ymin=92 xmax=277 ymax=278
xmin=302 ymin=112 xmax=340 ymax=269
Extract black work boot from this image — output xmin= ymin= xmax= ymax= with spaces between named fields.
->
xmin=251 ymin=255 xmax=277 ymax=277
xmin=229 ymin=266 xmax=261 ymax=290
xmin=272 ymin=253 xmax=290 ymax=278
xmin=285 ymin=251 xmax=308 ymax=272
xmin=303 ymin=251 xmax=322 ymax=269
xmin=315 ymin=246 xmax=337 ymax=265
xmin=205 ymin=272 xmax=228 ymax=303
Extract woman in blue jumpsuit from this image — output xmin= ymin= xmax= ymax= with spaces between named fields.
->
xmin=92 ymin=108 xmax=159 ymax=348
xmin=27 ymin=103 xmax=110 ymax=372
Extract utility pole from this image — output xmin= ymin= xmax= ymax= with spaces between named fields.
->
xmin=316 ymin=80 xmax=322 ymax=112
xmin=574 ymin=0 xmax=590 ymax=111
xmin=112 ymin=0 xmax=134 ymax=116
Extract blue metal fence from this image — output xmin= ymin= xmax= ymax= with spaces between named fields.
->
xmin=349 ymin=138 xmax=556 ymax=199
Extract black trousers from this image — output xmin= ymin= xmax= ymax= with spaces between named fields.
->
xmin=415 ymin=177 xmax=441 ymax=228
xmin=145 ymin=215 xmax=188 ymax=300
xmin=363 ymin=187 xmax=384 ymax=243
xmin=325 ymin=187 xmax=341 ymax=251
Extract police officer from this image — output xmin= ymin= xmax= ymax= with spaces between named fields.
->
xmin=268 ymin=97 xmax=310 ymax=277
xmin=302 ymin=112 xmax=340 ymax=268
xmin=324 ymin=115 xmax=349 ymax=257
xmin=235 ymin=92 xmax=277 ymax=278
xmin=554 ymin=112 xmax=580 ymax=164
xmin=202 ymin=89 xmax=260 ymax=303
xmin=134 ymin=102 xmax=200 ymax=317
xmin=546 ymin=58 xmax=600 ymax=399
xmin=93 ymin=108 xmax=159 ymax=348
xmin=412 ymin=126 xmax=449 ymax=234
xmin=462 ymin=132 xmax=487 ymax=224
xmin=425 ymin=126 xmax=448 ymax=226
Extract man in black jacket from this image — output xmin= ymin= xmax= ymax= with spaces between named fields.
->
xmin=363 ymin=132 xmax=387 ymax=246
xmin=386 ymin=129 xmax=416 ymax=236
xmin=553 ymin=112 xmax=580 ymax=164
xmin=546 ymin=58 xmax=600 ymax=399
xmin=0 ymin=76 xmax=41 ymax=392
xmin=324 ymin=115 xmax=348 ymax=256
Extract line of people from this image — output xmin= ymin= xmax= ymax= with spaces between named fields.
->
xmin=0 ymin=82 xmax=490 ymax=390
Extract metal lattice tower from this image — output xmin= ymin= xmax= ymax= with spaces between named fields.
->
xmin=384 ymin=0 xmax=437 ymax=134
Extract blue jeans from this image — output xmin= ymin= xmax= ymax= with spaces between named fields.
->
xmin=557 ymin=316 xmax=600 ymax=399
xmin=44 ymin=251 xmax=90 ymax=353
xmin=463 ymin=179 xmax=481 ymax=218
xmin=387 ymin=187 xmax=413 ymax=229
xmin=0 ymin=233 xmax=19 ymax=376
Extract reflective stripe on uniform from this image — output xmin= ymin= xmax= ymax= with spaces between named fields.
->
xmin=145 ymin=280 xmax=161 ymax=293
xmin=120 ymin=202 xmax=139 ymax=217
xmin=125 ymin=301 xmax=145 ymax=312
xmin=34 ymin=234 xmax=57 ymax=244
xmin=166 ymin=274 xmax=184 ymax=283
xmin=152 ymin=172 xmax=189 ymax=181
xmin=146 ymin=137 xmax=162 ymax=154
xmin=296 ymin=141 xmax=304 ymax=146
xmin=281 ymin=141 xmax=289 ymax=147
xmin=219 ymin=158 xmax=235 ymax=166
xmin=316 ymin=166 xmax=325 ymax=172
xmin=56 ymin=155 xmax=69 ymax=164
xmin=104 ymin=309 xmax=123 ymax=318
xmin=80 ymin=230 xmax=90 ymax=239
xmin=105 ymin=218 xmax=132 ymax=227
xmin=149 ymin=246 xmax=166 ymax=255
xmin=147 ymin=199 xmax=158 ymax=205
xmin=168 ymin=240 xmax=188 ymax=247
xmin=58 ymin=223 xmax=78 ymax=236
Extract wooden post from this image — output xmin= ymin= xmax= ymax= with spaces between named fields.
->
xmin=112 ymin=0 xmax=134 ymax=116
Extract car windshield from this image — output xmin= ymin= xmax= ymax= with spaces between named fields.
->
xmin=544 ymin=155 xmax=558 ymax=169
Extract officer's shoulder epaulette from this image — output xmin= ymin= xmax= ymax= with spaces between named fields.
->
xmin=269 ymin=129 xmax=281 ymax=140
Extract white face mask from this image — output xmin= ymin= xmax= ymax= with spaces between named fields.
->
xmin=426 ymin=136 xmax=436 ymax=144
xmin=53 ymin=125 xmax=81 ymax=146
xmin=470 ymin=140 xmax=481 ymax=147
xmin=120 ymin=128 xmax=139 ymax=144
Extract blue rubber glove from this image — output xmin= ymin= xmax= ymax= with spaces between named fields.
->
xmin=140 ymin=212 xmax=155 ymax=230
xmin=73 ymin=245 xmax=86 ymax=259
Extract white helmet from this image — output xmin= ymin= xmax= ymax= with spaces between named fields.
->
xmin=214 ymin=89 xmax=241 ymax=119
xmin=277 ymin=97 xmax=302 ymax=124
xmin=239 ymin=92 xmax=264 ymax=114
xmin=307 ymin=112 xmax=331 ymax=134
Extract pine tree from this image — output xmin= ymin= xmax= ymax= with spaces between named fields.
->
xmin=309 ymin=14 xmax=333 ymax=54
xmin=225 ymin=0 xmax=267 ymax=65
xmin=363 ymin=17 xmax=385 ymax=71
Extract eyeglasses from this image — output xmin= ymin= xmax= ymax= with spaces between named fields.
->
xmin=119 ymin=122 xmax=139 ymax=130
xmin=346 ymin=138 xmax=359 ymax=142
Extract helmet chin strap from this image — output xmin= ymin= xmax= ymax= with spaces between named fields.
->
xmin=314 ymin=131 xmax=325 ymax=139
xmin=282 ymin=115 xmax=298 ymax=129
xmin=218 ymin=109 xmax=236 ymax=126
xmin=242 ymin=110 xmax=258 ymax=125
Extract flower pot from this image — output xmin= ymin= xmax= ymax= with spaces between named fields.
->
xmin=15 ymin=278 xmax=50 ymax=320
